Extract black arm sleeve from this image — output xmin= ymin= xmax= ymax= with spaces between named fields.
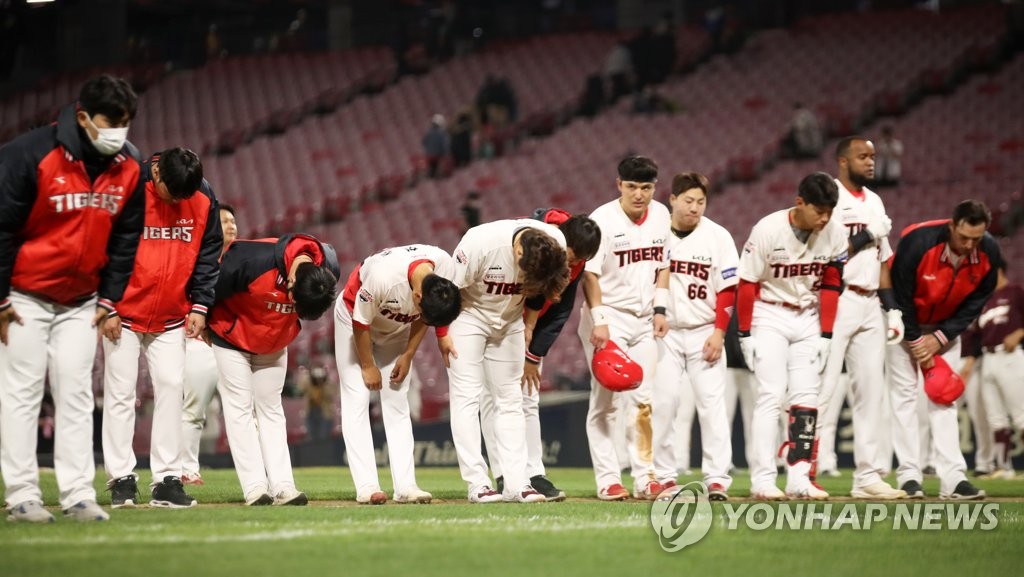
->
xmin=0 ymin=134 xmax=41 ymax=302
xmin=527 ymin=272 xmax=583 ymax=359
xmin=890 ymin=231 xmax=927 ymax=342
xmin=937 ymin=238 xmax=1001 ymax=343
xmin=187 ymin=180 xmax=223 ymax=313
xmin=97 ymin=152 xmax=145 ymax=303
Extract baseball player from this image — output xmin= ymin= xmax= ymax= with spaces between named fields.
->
xmin=577 ymin=155 xmax=672 ymax=501
xmin=208 ymin=233 xmax=339 ymax=506
xmin=335 ymin=244 xmax=462 ymax=504
xmin=974 ymin=260 xmax=1022 ymax=478
xmin=447 ymin=218 xmax=568 ymax=503
xmin=482 ymin=209 xmax=601 ymax=501
xmin=651 ymin=172 xmax=739 ymax=500
xmin=180 ymin=203 xmax=238 ymax=485
xmin=101 ymin=148 xmax=221 ymax=509
xmin=813 ymin=137 xmax=906 ymax=499
xmin=888 ymin=200 xmax=1001 ymax=500
xmin=960 ymin=322 xmax=997 ymax=477
xmin=0 ymin=75 xmax=144 ymax=523
xmin=737 ymin=172 xmax=848 ymax=500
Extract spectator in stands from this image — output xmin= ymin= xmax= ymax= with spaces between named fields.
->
xmin=874 ymin=126 xmax=904 ymax=187
xmin=461 ymin=191 xmax=482 ymax=233
xmin=450 ymin=111 xmax=474 ymax=168
xmin=580 ymin=74 xmax=606 ymax=118
xmin=785 ymin=102 xmax=823 ymax=158
xmin=476 ymin=75 xmax=518 ymax=128
xmin=650 ymin=13 xmax=677 ymax=84
xmin=632 ymin=86 xmax=680 ymax=115
xmin=299 ymin=365 xmax=334 ymax=442
xmin=422 ymin=114 xmax=450 ymax=179
xmin=604 ymin=37 xmax=634 ymax=103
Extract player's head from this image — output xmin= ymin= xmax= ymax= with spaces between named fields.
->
xmin=669 ymin=171 xmax=709 ymax=231
xmin=836 ymin=136 xmax=875 ymax=189
xmin=417 ymin=274 xmax=462 ymax=327
xmin=219 ymin=203 xmax=238 ymax=247
xmin=153 ymin=148 xmax=203 ymax=202
xmin=794 ymin=172 xmax=839 ymax=232
xmin=948 ymin=200 xmax=990 ymax=256
xmin=516 ymin=229 xmax=569 ymax=301
xmin=76 ymin=75 xmax=137 ymax=156
xmin=559 ymin=215 xmax=601 ymax=267
xmin=290 ymin=263 xmax=338 ymax=320
xmin=616 ymin=156 xmax=658 ymax=221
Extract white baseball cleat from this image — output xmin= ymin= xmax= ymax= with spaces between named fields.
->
xmin=273 ymin=488 xmax=308 ymax=506
xmin=245 ymin=492 xmax=274 ymax=506
xmin=468 ymin=485 xmax=502 ymax=504
xmin=851 ymin=482 xmax=907 ymax=500
xmin=394 ymin=488 xmax=433 ymax=504
xmin=751 ymin=485 xmax=786 ymax=501
xmin=786 ymin=483 xmax=829 ymax=500
xmin=504 ymin=485 xmax=546 ymax=503
xmin=7 ymin=501 xmax=55 ymax=523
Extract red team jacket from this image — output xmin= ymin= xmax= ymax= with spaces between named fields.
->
xmin=112 ymin=156 xmax=223 ymax=333
xmin=0 ymin=105 xmax=145 ymax=310
xmin=208 ymin=234 xmax=340 ymax=355
xmin=890 ymin=219 xmax=1001 ymax=346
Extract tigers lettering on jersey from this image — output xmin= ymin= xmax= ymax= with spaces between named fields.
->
xmin=669 ymin=259 xmax=711 ymax=280
xmin=49 ymin=192 xmax=123 ymax=214
xmin=379 ymin=308 xmax=421 ymax=323
xmin=844 ymin=222 xmax=867 ymax=237
xmin=771 ymin=261 xmax=828 ymax=278
xmin=615 ymin=246 xmax=664 ymax=267
xmin=143 ymin=226 xmax=194 ymax=242
xmin=265 ymin=300 xmax=294 ymax=314
xmin=484 ymin=281 xmax=522 ymax=295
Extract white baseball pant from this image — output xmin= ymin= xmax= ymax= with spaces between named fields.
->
xmin=672 ymin=372 xmax=696 ymax=473
xmin=749 ymin=302 xmax=821 ymax=492
xmin=981 ymin=348 xmax=1024 ymax=471
xmin=446 ymin=312 xmax=530 ymax=495
xmin=102 ymin=326 xmax=186 ymax=486
xmin=578 ymin=306 xmax=657 ymax=492
xmin=652 ymin=323 xmax=733 ymax=489
xmin=481 ymin=379 xmax=544 ymax=481
xmin=335 ymin=304 xmax=420 ymax=498
xmin=725 ymin=367 xmax=756 ymax=468
xmin=960 ymin=355 xmax=994 ymax=472
xmin=0 ymin=292 xmax=99 ymax=509
xmin=887 ymin=335 xmax=968 ymax=496
xmin=213 ymin=344 xmax=296 ymax=501
xmin=817 ymin=290 xmax=893 ymax=489
xmin=181 ymin=338 xmax=219 ymax=476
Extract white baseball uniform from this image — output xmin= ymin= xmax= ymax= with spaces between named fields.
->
xmin=334 ymin=244 xmax=454 ymax=500
xmin=815 ymin=181 xmax=895 ymax=491
xmin=652 ymin=216 xmax=738 ymax=490
xmin=577 ymin=199 xmax=671 ymax=494
xmin=447 ymin=219 xmax=566 ymax=499
xmin=181 ymin=337 xmax=220 ymax=478
xmin=739 ymin=209 xmax=848 ymax=494
xmin=977 ymin=284 xmax=1024 ymax=472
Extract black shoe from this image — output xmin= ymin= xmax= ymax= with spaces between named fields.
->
xmin=495 ymin=476 xmax=504 ymax=495
xmin=922 ymin=466 xmax=937 ymax=476
xmin=151 ymin=476 xmax=198 ymax=508
xmin=530 ymin=475 xmax=567 ymax=502
xmin=900 ymin=480 xmax=925 ymax=499
xmin=110 ymin=475 xmax=139 ymax=509
xmin=944 ymin=480 xmax=986 ymax=501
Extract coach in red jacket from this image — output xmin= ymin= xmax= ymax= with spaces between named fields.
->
xmin=98 ymin=148 xmax=222 ymax=510
xmin=208 ymin=233 xmax=339 ymax=506
xmin=888 ymin=199 xmax=1001 ymax=501
xmin=0 ymin=75 xmax=144 ymax=523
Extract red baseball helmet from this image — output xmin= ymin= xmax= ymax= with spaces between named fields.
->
xmin=592 ymin=341 xmax=643 ymax=392
xmin=922 ymin=355 xmax=965 ymax=405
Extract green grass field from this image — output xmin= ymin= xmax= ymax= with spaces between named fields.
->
xmin=2 ymin=467 xmax=1022 ymax=577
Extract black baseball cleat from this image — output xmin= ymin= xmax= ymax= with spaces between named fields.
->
xmin=151 ymin=476 xmax=198 ymax=508
xmin=900 ymin=480 xmax=925 ymax=499
xmin=110 ymin=475 xmax=139 ymax=509
xmin=530 ymin=475 xmax=567 ymax=502
xmin=496 ymin=476 xmax=504 ymax=495
xmin=942 ymin=480 xmax=986 ymax=501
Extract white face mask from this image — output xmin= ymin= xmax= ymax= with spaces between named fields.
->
xmin=85 ymin=115 xmax=129 ymax=156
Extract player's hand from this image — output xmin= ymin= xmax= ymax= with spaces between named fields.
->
xmin=815 ymin=336 xmax=832 ymax=374
xmin=702 ymin=329 xmax=725 ymax=364
xmin=885 ymin=309 xmax=905 ymax=345
xmin=185 ymin=312 xmax=206 ymax=339
xmin=100 ymin=314 xmax=123 ymax=344
xmin=200 ymin=327 xmax=213 ymax=346
xmin=522 ymin=361 xmax=542 ymax=396
xmin=1003 ymin=329 xmax=1023 ymax=352
xmin=739 ymin=336 xmax=756 ymax=372
xmin=361 ymin=365 xmax=383 ymax=391
xmin=0 ymin=305 xmax=23 ymax=346
xmin=589 ymin=324 xmax=610 ymax=349
xmin=390 ymin=353 xmax=412 ymax=386
xmin=91 ymin=306 xmax=109 ymax=328
xmin=867 ymin=212 xmax=893 ymax=240
xmin=653 ymin=313 xmax=669 ymax=338
xmin=909 ymin=334 xmax=941 ymax=364
xmin=437 ymin=335 xmax=458 ymax=368
xmin=525 ymin=325 xmax=534 ymax=348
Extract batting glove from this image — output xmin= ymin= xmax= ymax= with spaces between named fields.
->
xmin=739 ymin=335 xmax=756 ymax=372
xmin=815 ymin=336 xmax=832 ymax=374
xmin=885 ymin=309 xmax=905 ymax=345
